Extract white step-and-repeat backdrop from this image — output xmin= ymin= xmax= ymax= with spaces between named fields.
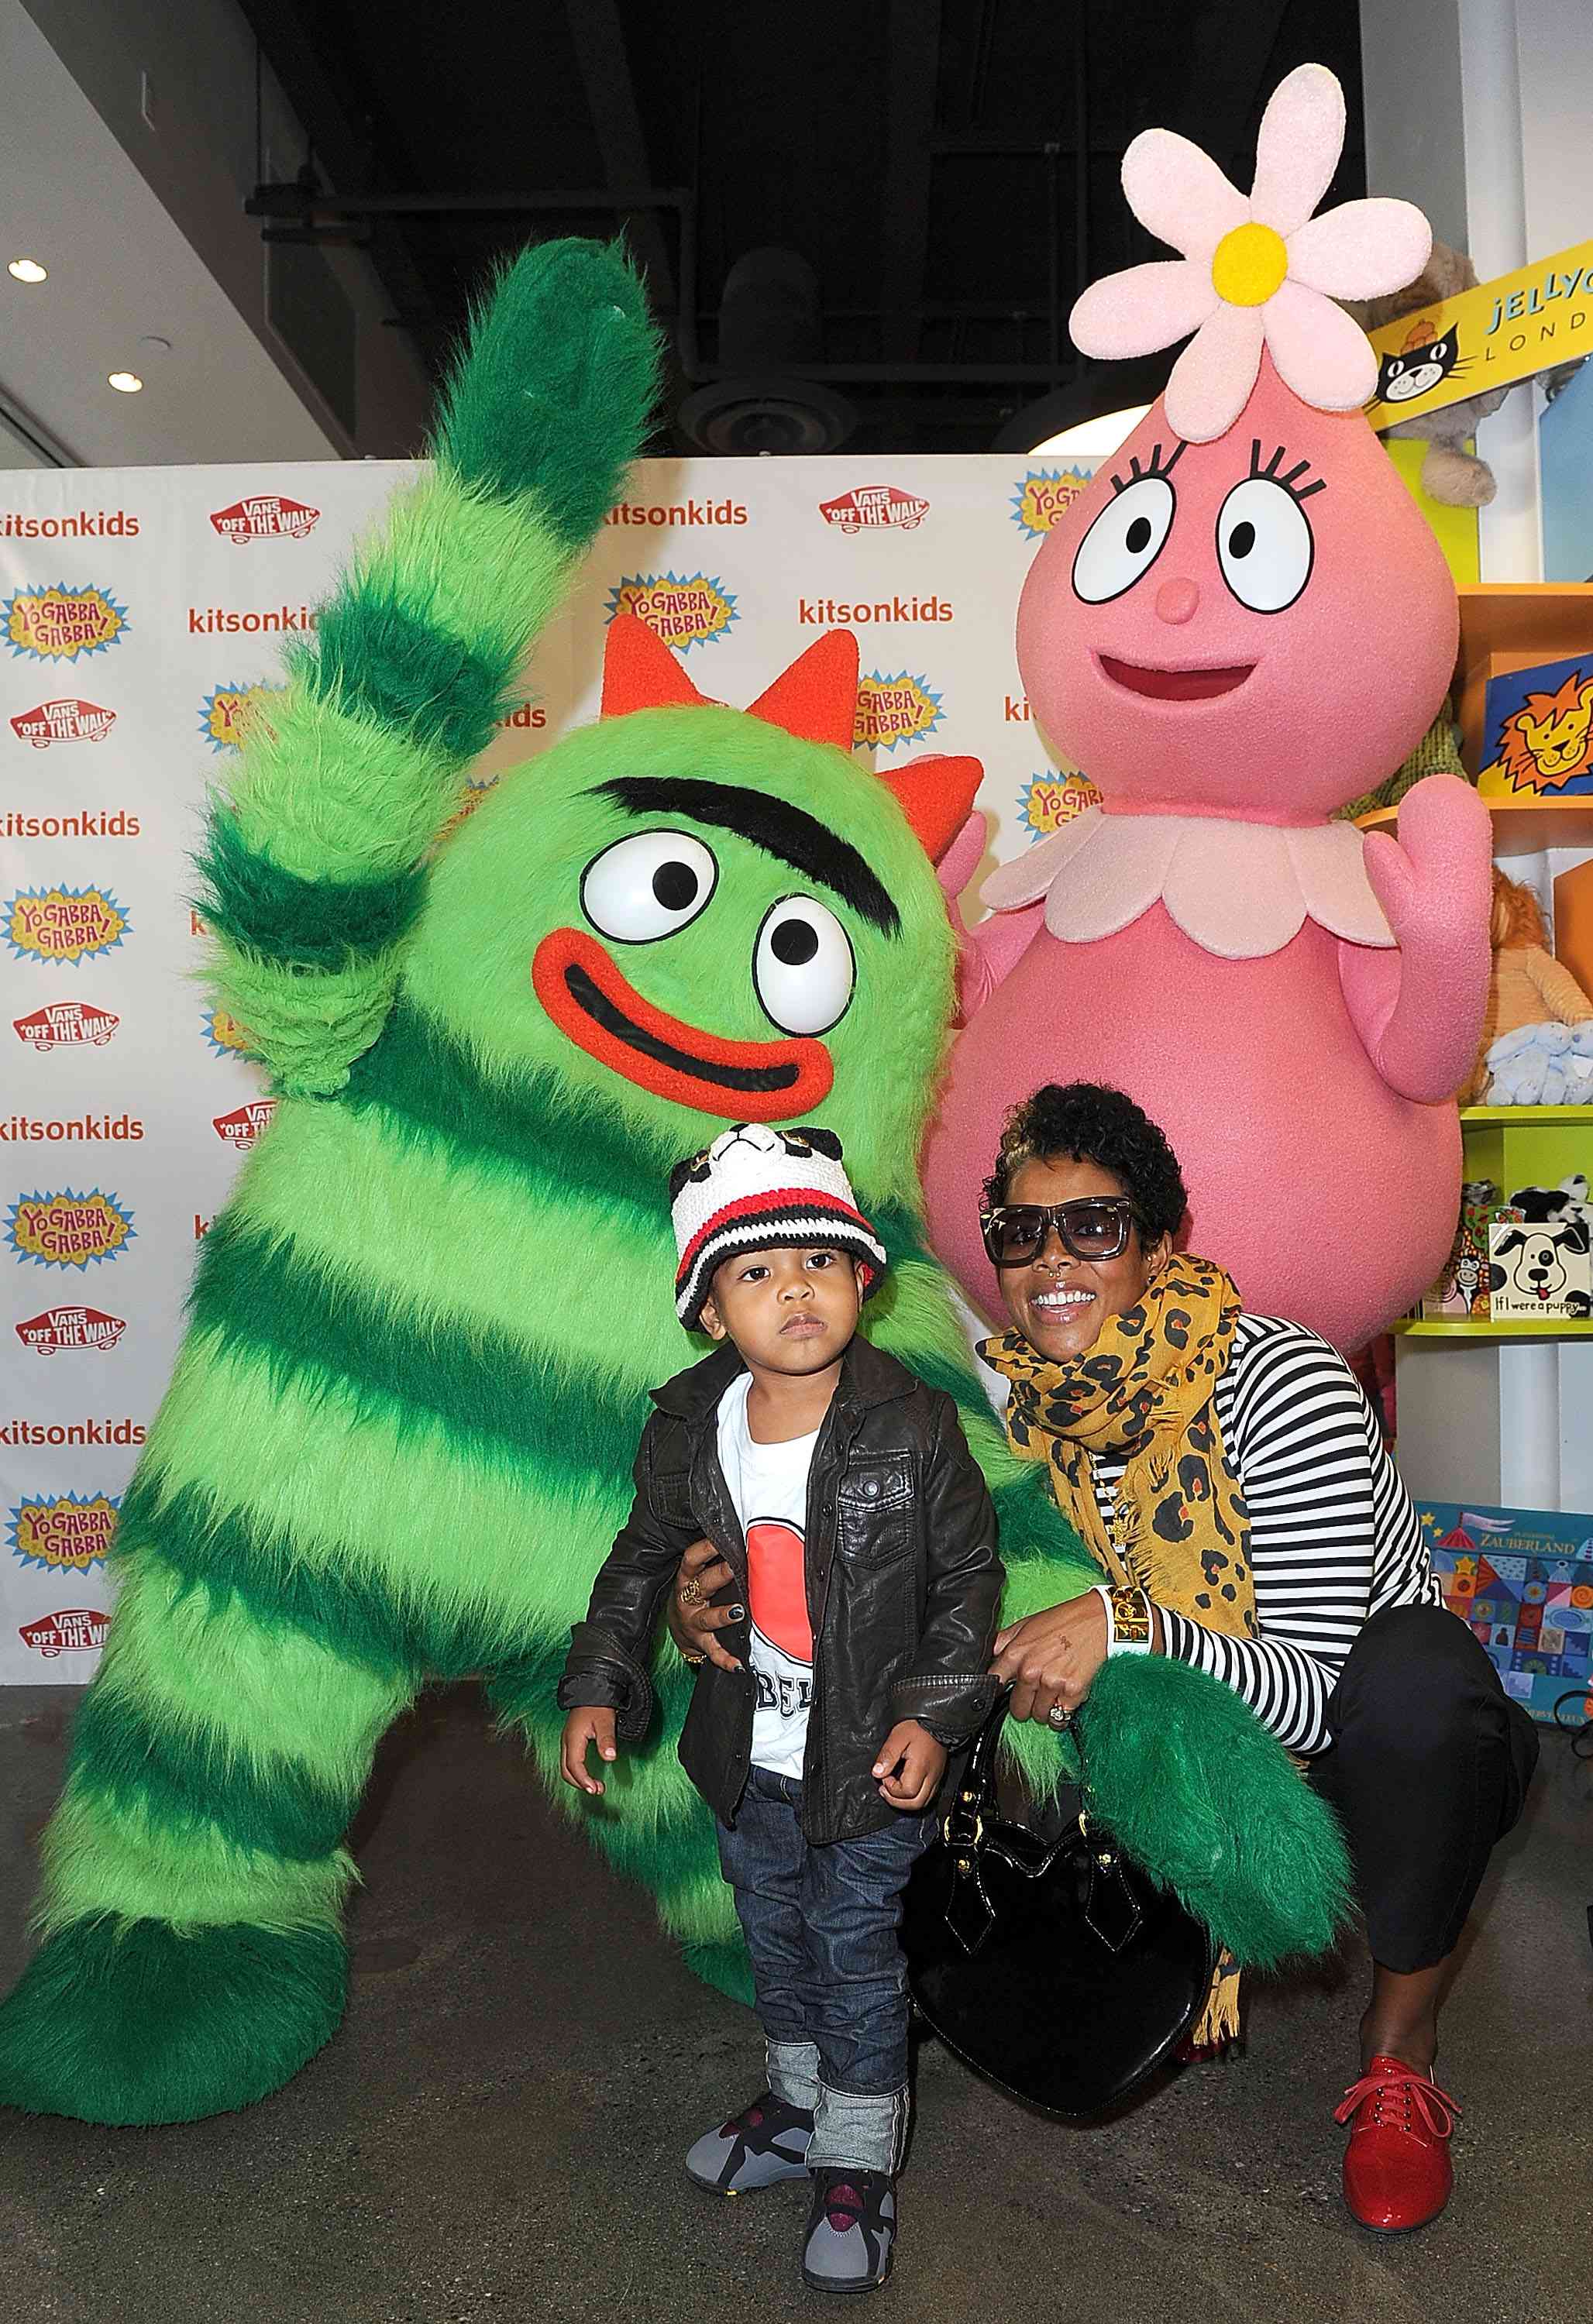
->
xmin=0 ymin=451 xmax=1100 ymax=1682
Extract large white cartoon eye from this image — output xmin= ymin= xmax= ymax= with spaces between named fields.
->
xmin=1071 ymin=476 xmax=1176 ymax=604
xmin=753 ymin=897 xmax=855 ymax=1036
xmin=1215 ymin=476 xmax=1316 ymax=614
xmin=580 ymin=829 xmax=718 ymax=944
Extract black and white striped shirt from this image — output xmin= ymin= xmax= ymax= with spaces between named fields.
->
xmin=1089 ymin=1313 xmax=1443 ymax=1755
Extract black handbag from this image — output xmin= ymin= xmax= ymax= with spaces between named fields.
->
xmin=901 ymin=1692 xmax=1216 ymax=2120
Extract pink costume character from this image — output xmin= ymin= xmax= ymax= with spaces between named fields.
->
xmin=924 ymin=64 xmax=1492 ymax=1353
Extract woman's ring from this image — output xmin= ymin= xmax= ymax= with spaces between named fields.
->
xmin=678 ymin=1577 xmax=703 ymax=1606
xmin=1047 ymin=1703 xmax=1069 ymax=1729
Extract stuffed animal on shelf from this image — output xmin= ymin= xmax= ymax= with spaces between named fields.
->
xmin=1344 ymin=241 xmax=1509 ymax=507
xmin=1463 ymin=868 xmax=1593 ymax=1104
xmin=1334 ymin=696 xmax=1470 ymax=827
xmin=922 ymin=64 xmax=1493 ymax=1356
xmin=0 ymin=240 xmax=1347 ymax=2130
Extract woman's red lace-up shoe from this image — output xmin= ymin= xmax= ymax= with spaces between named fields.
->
xmin=1334 ymin=2055 xmax=1461 ymax=2233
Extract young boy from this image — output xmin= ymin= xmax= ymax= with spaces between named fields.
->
xmin=559 ymin=1121 xmax=1003 ymax=2296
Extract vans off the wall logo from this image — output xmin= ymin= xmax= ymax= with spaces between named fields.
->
xmin=852 ymin=672 xmax=944 ymax=754
xmin=200 ymin=1007 xmax=258 ymax=1061
xmin=200 ymin=681 xmax=284 ymax=754
xmin=1017 ymin=769 xmax=1103 ymax=839
xmin=3 ymin=885 xmax=130 ymax=966
xmin=13 ymin=1002 xmax=120 ymax=1052
xmin=604 ymin=572 xmax=738 ymax=649
xmin=3 ymin=583 xmax=129 ymax=661
xmin=19 ymin=1607 xmax=110 ymax=1656
xmin=7 ymin=1491 xmax=119 ymax=1573
xmin=209 ymin=494 xmax=322 ymax=544
xmin=1010 ymin=468 xmax=1095 ymax=538
xmin=5 ymin=1190 xmax=136 ymax=1270
xmin=818 ymin=486 xmax=931 ymax=534
xmin=213 ymin=1099 xmax=277 ymax=1150
xmin=9 ymin=698 xmax=116 ymax=748
xmin=15 ymin=1305 xmax=127 ymax=1356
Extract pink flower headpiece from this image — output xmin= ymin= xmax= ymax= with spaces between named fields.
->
xmin=1070 ymin=63 xmax=1430 ymax=442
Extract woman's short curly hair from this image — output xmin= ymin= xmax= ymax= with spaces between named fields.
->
xmin=982 ymin=1082 xmax=1189 ymax=1243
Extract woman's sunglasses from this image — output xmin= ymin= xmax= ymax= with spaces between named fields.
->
xmin=980 ymin=1197 xmax=1139 ymax=1268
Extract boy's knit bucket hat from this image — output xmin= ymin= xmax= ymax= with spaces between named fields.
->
xmin=669 ymin=1122 xmax=887 ymax=1329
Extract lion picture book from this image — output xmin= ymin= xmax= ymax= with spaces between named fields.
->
xmin=1477 ymin=651 xmax=1593 ymax=798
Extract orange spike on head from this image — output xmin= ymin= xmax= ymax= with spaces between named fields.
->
xmin=600 ymin=612 xmax=715 ymax=718
xmin=746 ymin=631 xmax=860 ymax=751
xmin=878 ymin=755 xmax=984 ymax=865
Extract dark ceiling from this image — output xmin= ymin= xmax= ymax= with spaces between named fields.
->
xmin=239 ymin=0 xmax=1365 ymax=456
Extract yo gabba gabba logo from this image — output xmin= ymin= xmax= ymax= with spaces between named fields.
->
xmin=3 ymin=886 xmax=130 ymax=967
xmin=201 ymin=1007 xmax=259 ymax=1061
xmin=5 ymin=1189 xmax=136 ymax=1270
xmin=209 ymin=494 xmax=322 ymax=544
xmin=1010 ymin=469 xmax=1094 ymax=538
xmin=604 ymin=572 xmax=738 ymax=650
xmin=199 ymin=681 xmax=284 ymax=754
xmin=1017 ymin=770 xmax=1103 ymax=840
xmin=8 ymin=1494 xmax=119 ymax=1573
xmin=852 ymin=672 xmax=944 ymax=755
xmin=9 ymin=698 xmax=116 ymax=747
xmin=3 ymin=583 xmax=128 ymax=662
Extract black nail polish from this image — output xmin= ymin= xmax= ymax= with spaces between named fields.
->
xmin=728 ymin=1604 xmax=746 ymax=1622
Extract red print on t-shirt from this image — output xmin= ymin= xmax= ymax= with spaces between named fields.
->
xmin=745 ymin=1519 xmax=813 ymax=1666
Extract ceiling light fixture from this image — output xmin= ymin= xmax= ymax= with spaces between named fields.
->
xmin=8 ymin=258 xmax=48 ymax=284
xmin=108 ymin=371 xmax=144 ymax=394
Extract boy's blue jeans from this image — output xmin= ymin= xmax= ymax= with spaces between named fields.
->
xmin=715 ymin=1765 xmax=935 ymax=2175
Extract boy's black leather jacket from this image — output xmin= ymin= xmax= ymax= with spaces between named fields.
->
xmin=558 ymin=1334 xmax=1003 ymax=1844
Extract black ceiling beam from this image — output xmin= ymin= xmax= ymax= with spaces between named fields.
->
xmin=232 ymin=0 xmax=439 ymax=334
xmin=561 ymin=0 xmax=677 ymax=313
xmin=1167 ymin=0 xmax=1295 ymax=187
xmin=880 ymin=0 xmax=943 ymax=364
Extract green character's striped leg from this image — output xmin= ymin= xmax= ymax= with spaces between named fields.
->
xmin=489 ymin=1650 xmax=752 ymax=2005
xmin=0 ymin=1553 xmax=416 ymax=2125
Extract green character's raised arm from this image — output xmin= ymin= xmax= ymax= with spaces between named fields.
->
xmin=194 ymin=239 xmax=659 ymax=1095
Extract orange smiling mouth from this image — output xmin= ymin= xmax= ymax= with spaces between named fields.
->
xmin=1098 ymin=654 xmax=1255 ymax=701
xmin=531 ymin=927 xmax=834 ymax=1120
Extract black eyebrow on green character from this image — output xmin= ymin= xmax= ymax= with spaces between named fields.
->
xmin=590 ymin=775 xmax=901 ymax=937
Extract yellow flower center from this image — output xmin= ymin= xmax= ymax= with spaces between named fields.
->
xmin=1210 ymin=222 xmax=1289 ymax=308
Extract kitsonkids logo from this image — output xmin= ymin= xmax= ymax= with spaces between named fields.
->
xmin=605 ymin=572 xmax=738 ymax=650
xmin=1010 ymin=468 xmax=1094 ymax=538
xmin=213 ymin=1099 xmax=277 ymax=1149
xmin=210 ymin=494 xmax=322 ymax=544
xmin=200 ymin=681 xmax=284 ymax=754
xmin=201 ymin=1008 xmax=258 ymax=1061
xmin=3 ymin=885 xmax=130 ymax=966
xmin=15 ymin=1305 xmax=127 ymax=1355
xmin=8 ymin=1492 xmax=119 ymax=1572
xmin=4 ymin=583 xmax=128 ymax=662
xmin=818 ymin=486 xmax=930 ymax=534
xmin=852 ymin=672 xmax=944 ymax=755
xmin=13 ymin=1002 xmax=120 ymax=1051
xmin=1017 ymin=770 xmax=1103 ymax=839
xmin=9 ymin=698 xmax=116 ymax=747
xmin=5 ymin=1190 xmax=136 ymax=1270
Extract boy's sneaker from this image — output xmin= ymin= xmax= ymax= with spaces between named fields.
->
xmin=801 ymin=2170 xmax=896 ymax=2294
xmin=685 ymin=2090 xmax=814 ymax=2195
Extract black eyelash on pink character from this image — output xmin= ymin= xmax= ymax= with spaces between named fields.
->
xmin=1108 ymin=439 xmax=1187 ymax=495
xmin=1248 ymin=440 xmax=1327 ymax=500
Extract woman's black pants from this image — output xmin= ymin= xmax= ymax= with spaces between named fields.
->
xmin=1307 ymin=1604 xmax=1540 ymax=1973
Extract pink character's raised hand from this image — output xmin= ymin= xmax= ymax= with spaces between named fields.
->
xmin=1340 ymin=774 xmax=1493 ymax=1102
xmin=934 ymin=810 xmax=1046 ymax=1023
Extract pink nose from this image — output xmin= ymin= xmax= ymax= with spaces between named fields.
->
xmin=1154 ymin=578 xmax=1200 ymax=625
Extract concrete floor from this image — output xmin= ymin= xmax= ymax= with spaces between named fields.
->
xmin=1 ymin=1685 xmax=1588 ymax=2324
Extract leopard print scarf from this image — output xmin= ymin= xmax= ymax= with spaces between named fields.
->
xmin=979 ymin=1253 xmax=1259 ymax=2049
xmin=979 ymin=1253 xmax=1258 ymax=1638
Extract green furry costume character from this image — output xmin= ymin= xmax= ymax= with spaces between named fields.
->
xmin=0 ymin=242 xmax=1347 ymax=2127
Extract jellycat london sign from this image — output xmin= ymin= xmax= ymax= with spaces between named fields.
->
xmin=1364 ymin=236 xmax=1592 ymax=427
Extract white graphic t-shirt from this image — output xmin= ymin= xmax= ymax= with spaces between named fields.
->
xmin=716 ymin=1373 xmax=818 ymax=1780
